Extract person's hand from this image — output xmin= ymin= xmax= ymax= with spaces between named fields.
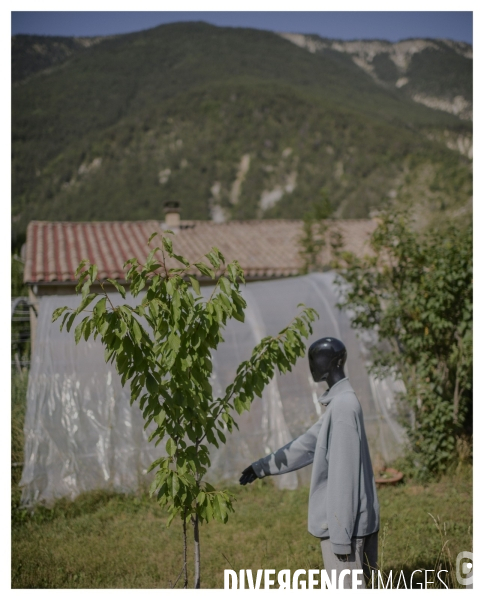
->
xmin=335 ymin=553 xmax=350 ymax=562
xmin=239 ymin=465 xmax=258 ymax=485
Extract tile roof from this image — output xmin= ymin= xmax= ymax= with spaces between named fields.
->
xmin=24 ymin=219 xmax=377 ymax=284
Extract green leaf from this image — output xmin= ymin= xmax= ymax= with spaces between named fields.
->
xmin=75 ymin=259 xmax=89 ymax=278
xmin=234 ymin=395 xmax=248 ymax=414
xmin=106 ymin=278 xmax=126 ymax=299
xmin=232 ymin=307 xmax=245 ymax=323
xmin=213 ymin=246 xmax=225 ymax=264
xmin=83 ymin=320 xmax=92 ymax=341
xmin=165 ymin=279 xmax=175 ymax=295
xmin=167 ymin=332 xmax=181 ymax=353
xmin=212 ymin=495 xmax=225 ymax=522
xmin=195 ymin=262 xmax=215 ymax=279
xmin=75 ymin=293 xmax=98 ymax=315
xmin=205 ymin=499 xmax=213 ymax=522
xmin=166 ymin=438 xmax=176 ymax=457
xmin=162 ymin=236 xmax=173 ymax=256
xmin=99 ymin=319 xmax=110 ymax=336
xmin=104 ymin=347 xmax=115 ymax=363
xmin=93 ymin=297 xmax=107 ymax=318
xmin=81 ymin=280 xmax=91 ymax=299
xmin=75 ymin=271 xmax=88 ymax=294
xmin=173 ymin=253 xmax=190 ymax=267
xmin=66 ymin=313 xmax=77 ymax=333
xmin=172 ymin=474 xmax=180 ymax=497
xmin=172 ymin=290 xmax=181 ymax=323
xmin=154 ymin=410 xmax=166 ymax=427
xmin=218 ymin=276 xmax=232 ymax=295
xmin=148 ymin=299 xmax=160 ymax=320
xmin=227 ymin=261 xmax=244 ymax=284
xmin=89 ymin=264 xmax=98 ymax=282
xmin=59 ymin=311 xmax=72 ymax=331
xmin=132 ymin=318 xmax=142 ymax=344
xmin=189 ymin=276 xmax=201 ymax=296
xmin=118 ymin=318 xmax=128 ymax=338
xmin=74 ymin=317 xmax=89 ymax=344
xmin=206 ymin=250 xmax=220 ymax=269
xmin=52 ymin=306 xmax=69 ymax=322
xmin=145 ymin=246 xmax=159 ymax=266
xmin=146 ymin=374 xmax=158 ymax=394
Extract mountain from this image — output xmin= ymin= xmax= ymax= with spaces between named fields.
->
xmin=279 ymin=34 xmax=472 ymax=121
xmin=12 ymin=34 xmax=110 ymax=83
xmin=11 ymin=22 xmax=472 ymax=247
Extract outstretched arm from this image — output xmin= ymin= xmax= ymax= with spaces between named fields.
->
xmin=239 ymin=417 xmax=323 ymax=484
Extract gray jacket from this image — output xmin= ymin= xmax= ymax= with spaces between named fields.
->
xmin=251 ymin=378 xmax=379 ymax=554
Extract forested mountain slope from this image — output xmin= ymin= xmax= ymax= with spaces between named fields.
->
xmin=12 ymin=22 xmax=472 ymax=247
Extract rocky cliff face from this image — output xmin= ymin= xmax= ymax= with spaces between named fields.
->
xmin=279 ymin=34 xmax=472 ymax=120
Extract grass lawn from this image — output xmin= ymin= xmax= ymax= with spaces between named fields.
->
xmin=11 ymin=369 xmax=473 ymax=588
xmin=11 ymin=466 xmax=472 ymax=589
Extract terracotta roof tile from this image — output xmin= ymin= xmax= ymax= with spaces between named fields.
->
xmin=23 ymin=219 xmax=377 ymax=284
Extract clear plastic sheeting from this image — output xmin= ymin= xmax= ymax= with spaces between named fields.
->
xmin=20 ymin=273 xmax=407 ymax=505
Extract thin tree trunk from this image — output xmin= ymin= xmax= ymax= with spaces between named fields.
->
xmin=193 ymin=513 xmax=200 ymax=589
xmin=453 ymin=377 xmax=460 ymax=425
xmin=193 ymin=438 xmax=201 ymax=589
xmin=183 ymin=508 xmax=188 ymax=589
xmin=14 ymin=352 xmax=22 ymax=374
xmin=453 ymin=334 xmax=463 ymax=425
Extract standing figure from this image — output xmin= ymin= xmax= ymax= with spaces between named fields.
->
xmin=239 ymin=337 xmax=380 ymax=589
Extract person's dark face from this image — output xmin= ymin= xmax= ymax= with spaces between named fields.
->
xmin=309 ymin=348 xmax=333 ymax=383
xmin=308 ymin=337 xmax=347 ymax=386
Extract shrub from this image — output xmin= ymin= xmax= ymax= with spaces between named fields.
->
xmin=336 ymin=211 xmax=472 ymax=477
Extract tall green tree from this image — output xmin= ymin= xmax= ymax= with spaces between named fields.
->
xmin=11 ymin=254 xmax=27 ymax=297
xmin=53 ymin=231 xmax=318 ymax=587
xmin=335 ymin=211 xmax=472 ymax=476
xmin=298 ymin=189 xmax=341 ymax=274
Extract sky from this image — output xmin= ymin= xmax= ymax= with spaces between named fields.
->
xmin=11 ymin=10 xmax=473 ymax=44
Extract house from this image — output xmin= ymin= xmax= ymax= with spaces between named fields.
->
xmin=23 ymin=206 xmax=376 ymax=349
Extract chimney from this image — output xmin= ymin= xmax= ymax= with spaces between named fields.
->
xmin=163 ymin=201 xmax=180 ymax=229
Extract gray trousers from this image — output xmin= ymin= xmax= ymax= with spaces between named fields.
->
xmin=320 ymin=531 xmax=378 ymax=589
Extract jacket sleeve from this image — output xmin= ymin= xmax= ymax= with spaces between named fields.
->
xmin=326 ymin=419 xmax=361 ymax=555
xmin=251 ymin=417 xmax=323 ymax=478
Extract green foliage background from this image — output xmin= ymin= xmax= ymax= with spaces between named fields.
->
xmin=336 ymin=212 xmax=472 ymax=477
